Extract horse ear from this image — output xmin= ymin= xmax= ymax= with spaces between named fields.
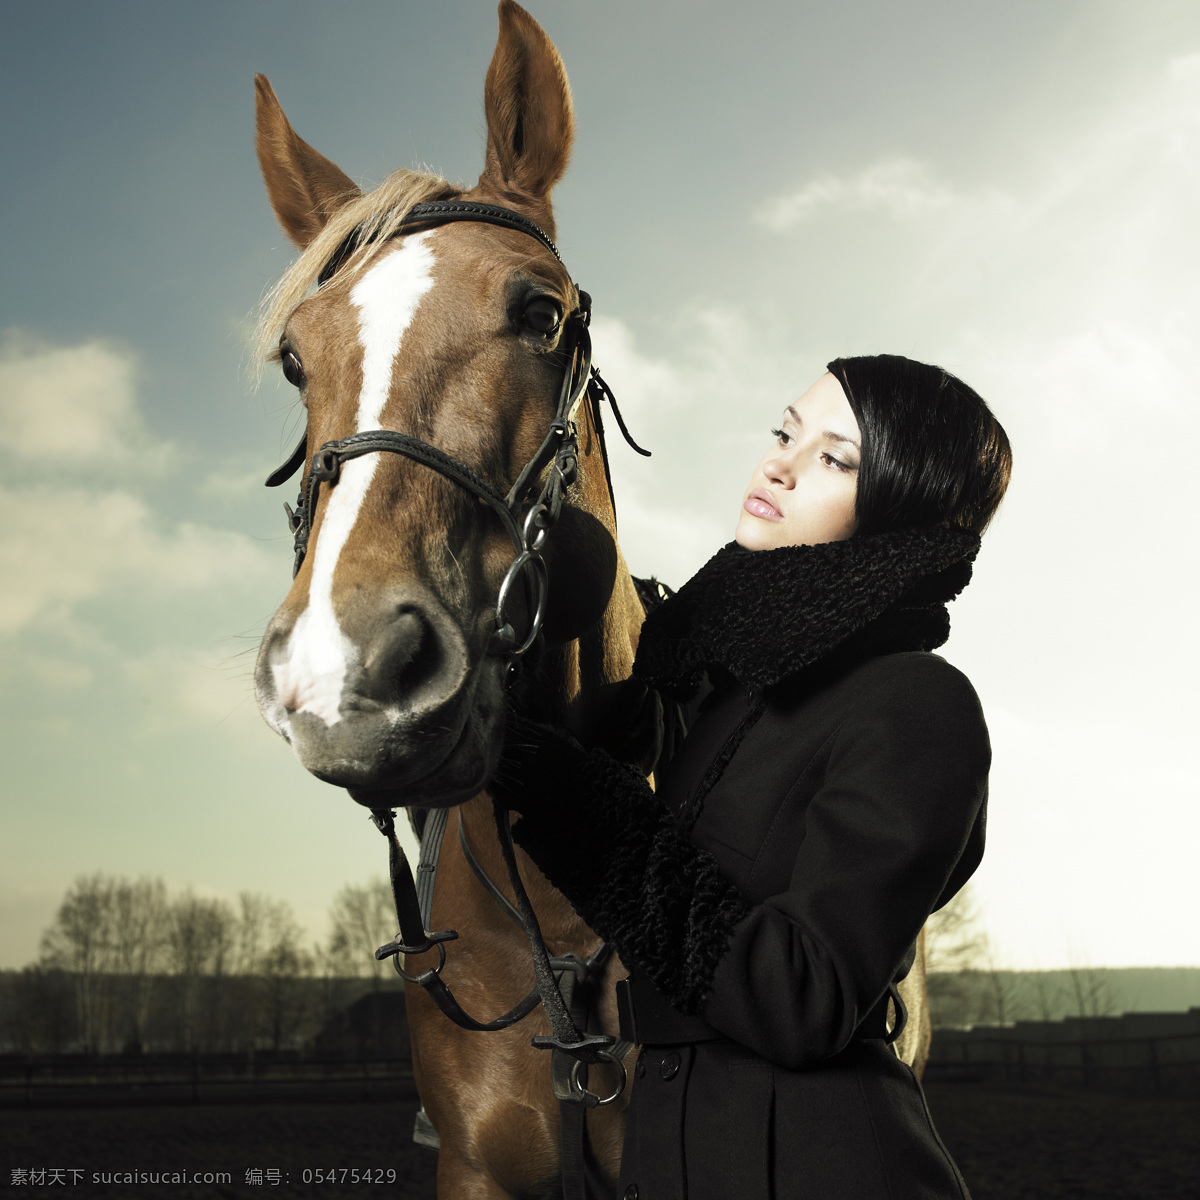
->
xmin=480 ymin=1 xmax=575 ymax=198
xmin=255 ymin=74 xmax=361 ymax=248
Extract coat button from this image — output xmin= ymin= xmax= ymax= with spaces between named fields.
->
xmin=635 ymin=1052 xmax=646 ymax=1079
xmin=623 ymin=1186 xmax=639 ymax=1200
xmin=660 ymin=1052 xmax=680 ymax=1081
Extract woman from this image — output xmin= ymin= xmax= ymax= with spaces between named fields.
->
xmin=496 ymin=353 xmax=1011 ymax=1200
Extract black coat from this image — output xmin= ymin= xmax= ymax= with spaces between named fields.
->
xmin=618 ymin=652 xmax=987 ymax=1200
xmin=508 ymin=531 xmax=990 ymax=1200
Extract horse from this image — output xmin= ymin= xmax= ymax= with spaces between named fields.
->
xmin=250 ymin=4 xmax=929 ymax=1197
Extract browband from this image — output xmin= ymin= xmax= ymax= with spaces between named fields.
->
xmin=317 ymin=199 xmax=566 ymax=287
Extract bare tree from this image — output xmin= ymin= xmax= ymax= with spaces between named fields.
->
xmin=924 ymin=885 xmax=991 ymax=1027
xmin=326 ymin=879 xmax=395 ymax=986
xmin=228 ymin=892 xmax=313 ymax=1050
xmin=39 ymin=873 xmax=118 ymax=1051
xmin=1067 ymin=961 xmax=1116 ymax=1020
xmin=108 ymin=878 xmax=168 ymax=1052
xmin=1030 ymin=964 xmax=1064 ymax=1021
xmin=165 ymin=891 xmax=234 ymax=1051
xmin=981 ymin=948 xmax=1020 ymax=1024
xmin=31 ymin=876 xmax=322 ymax=1054
xmin=260 ymin=902 xmax=314 ymax=1051
xmin=925 ymin=885 xmax=989 ymax=974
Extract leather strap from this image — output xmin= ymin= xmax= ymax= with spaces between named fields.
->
xmin=316 ymin=199 xmax=567 ymax=288
xmin=400 ymin=200 xmax=566 ymax=264
xmin=293 ymin=429 xmax=525 ymax=576
xmin=371 ymin=808 xmax=545 ymax=1033
xmin=458 ymin=807 xmax=524 ymax=928
xmin=459 ymin=809 xmax=633 ymax=1060
xmin=851 ymin=981 xmax=908 ymax=1044
xmin=415 ymin=806 xmax=449 ymax=930
xmin=265 ymin=431 xmax=307 ymax=489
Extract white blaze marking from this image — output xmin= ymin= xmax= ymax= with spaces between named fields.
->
xmin=273 ymin=234 xmax=436 ymax=727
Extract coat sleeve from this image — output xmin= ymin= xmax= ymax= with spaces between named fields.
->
xmin=702 ymin=654 xmax=989 ymax=1065
xmin=510 ymin=655 xmax=989 ymax=1068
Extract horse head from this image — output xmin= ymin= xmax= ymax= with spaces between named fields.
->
xmin=253 ymin=1 xmax=643 ymax=809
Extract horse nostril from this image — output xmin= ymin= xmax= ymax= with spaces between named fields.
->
xmin=362 ymin=608 xmax=444 ymax=699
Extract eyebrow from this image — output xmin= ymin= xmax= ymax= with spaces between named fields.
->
xmin=785 ymin=405 xmax=861 ymax=450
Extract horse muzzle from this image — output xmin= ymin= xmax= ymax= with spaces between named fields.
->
xmin=254 ymin=587 xmax=505 ymax=804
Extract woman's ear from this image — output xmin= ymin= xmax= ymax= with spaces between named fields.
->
xmin=479 ymin=1 xmax=575 ymax=199
xmin=255 ymin=74 xmax=361 ymax=248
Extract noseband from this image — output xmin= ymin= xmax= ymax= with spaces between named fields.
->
xmin=265 ymin=199 xmax=646 ymax=668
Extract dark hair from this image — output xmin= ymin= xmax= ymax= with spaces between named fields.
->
xmin=826 ymin=354 xmax=1012 ymax=537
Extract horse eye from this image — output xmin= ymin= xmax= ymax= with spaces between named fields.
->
xmin=523 ymin=297 xmax=562 ymax=335
xmin=281 ymin=349 xmax=306 ymax=388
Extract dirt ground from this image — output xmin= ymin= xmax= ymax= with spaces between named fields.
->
xmin=924 ymin=1081 xmax=1200 ymax=1200
xmin=1 ymin=1095 xmax=438 ymax=1200
xmin=2 ymin=1081 xmax=1197 ymax=1198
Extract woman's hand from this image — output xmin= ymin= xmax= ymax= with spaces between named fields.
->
xmin=488 ymin=714 xmax=588 ymax=817
xmin=487 ymin=720 xmax=751 ymax=1018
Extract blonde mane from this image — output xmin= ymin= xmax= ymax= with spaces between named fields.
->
xmin=254 ymin=168 xmax=457 ymax=367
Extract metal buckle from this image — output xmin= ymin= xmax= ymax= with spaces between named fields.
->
xmin=522 ymin=501 xmax=553 ymax=553
xmin=531 ymin=1034 xmax=627 ymax=1108
xmin=312 ymin=445 xmax=342 ymax=485
xmin=374 ymin=926 xmax=459 ymax=984
xmin=494 ymin=551 xmax=548 ymax=657
xmin=567 ymin=1052 xmax=626 ymax=1107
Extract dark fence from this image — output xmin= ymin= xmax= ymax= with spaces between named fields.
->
xmin=0 ymin=1052 xmax=417 ymax=1109
xmin=925 ymin=1008 xmax=1200 ymax=1094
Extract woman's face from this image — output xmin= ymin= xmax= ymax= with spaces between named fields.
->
xmin=735 ymin=372 xmax=861 ymax=550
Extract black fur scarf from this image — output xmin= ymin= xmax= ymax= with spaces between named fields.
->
xmin=507 ymin=525 xmax=980 ymax=1018
xmin=634 ymin=525 xmax=980 ymax=700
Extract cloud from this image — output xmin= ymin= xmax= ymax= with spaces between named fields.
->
xmin=0 ymin=329 xmax=174 ymax=471
xmin=0 ymin=485 xmax=275 ymax=636
xmin=748 ymin=52 xmax=1200 ymax=532
xmin=924 ymin=53 xmax=1200 ymax=548
xmin=6 ymin=651 xmax=94 ymax=691
xmin=196 ymin=467 xmax=275 ymax=504
xmin=756 ymin=158 xmax=964 ymax=231
xmin=0 ymin=330 xmax=277 ymax=638
xmin=756 ymin=53 xmax=1200 ymax=345
xmin=122 ymin=645 xmax=262 ymax=734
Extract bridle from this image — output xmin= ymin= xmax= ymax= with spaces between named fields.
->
xmin=262 ymin=200 xmax=646 ymax=1158
xmin=265 ymin=198 xmax=646 ymax=667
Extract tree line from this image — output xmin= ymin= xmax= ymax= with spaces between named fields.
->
xmin=4 ymin=874 xmax=1121 ymax=1056
xmin=923 ymin=885 xmax=1117 ymax=1026
xmin=1 ymin=872 xmax=399 ymax=1056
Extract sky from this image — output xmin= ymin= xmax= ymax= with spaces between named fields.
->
xmin=2 ymin=0 xmax=1198 ymax=972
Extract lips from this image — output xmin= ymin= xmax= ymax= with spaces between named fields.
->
xmin=743 ymin=488 xmax=783 ymax=521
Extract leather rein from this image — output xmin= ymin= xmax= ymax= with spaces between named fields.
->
xmin=263 ymin=199 xmax=643 ymax=1123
